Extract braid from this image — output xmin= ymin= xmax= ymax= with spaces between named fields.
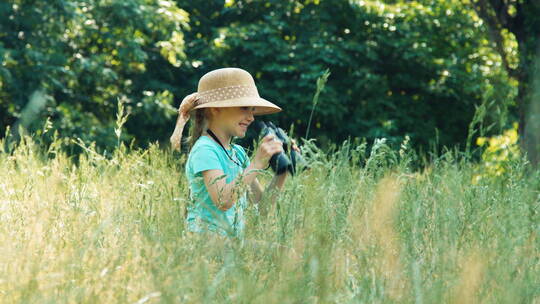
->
xmin=186 ymin=108 xmax=208 ymax=152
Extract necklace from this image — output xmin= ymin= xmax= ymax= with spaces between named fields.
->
xmin=206 ymin=129 xmax=246 ymax=235
xmin=206 ymin=129 xmax=242 ymax=167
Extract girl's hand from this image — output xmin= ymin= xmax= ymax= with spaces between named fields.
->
xmin=252 ymin=134 xmax=284 ymax=170
xmin=177 ymin=93 xmax=199 ymax=123
xmin=290 ymin=138 xmax=301 ymax=153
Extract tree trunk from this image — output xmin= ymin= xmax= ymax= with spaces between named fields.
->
xmin=524 ymin=44 xmax=540 ymax=168
xmin=517 ymin=39 xmax=540 ymax=168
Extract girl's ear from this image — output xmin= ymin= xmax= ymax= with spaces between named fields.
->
xmin=208 ymin=107 xmax=223 ymax=119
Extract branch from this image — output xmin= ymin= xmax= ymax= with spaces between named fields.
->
xmin=471 ymin=0 xmax=517 ymax=78
xmin=508 ymin=0 xmax=525 ymax=42
xmin=488 ymin=0 xmax=510 ymax=28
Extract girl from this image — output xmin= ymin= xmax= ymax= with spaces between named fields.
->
xmin=170 ymin=67 xmax=301 ymax=238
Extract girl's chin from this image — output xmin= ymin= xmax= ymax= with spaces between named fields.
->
xmin=235 ymin=128 xmax=247 ymax=137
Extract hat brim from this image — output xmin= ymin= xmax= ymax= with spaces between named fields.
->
xmin=190 ymin=96 xmax=282 ymax=115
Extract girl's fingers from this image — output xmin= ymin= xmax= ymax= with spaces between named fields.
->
xmin=290 ymin=139 xmax=300 ymax=152
xmin=180 ymin=98 xmax=198 ymax=112
xmin=273 ymin=144 xmax=284 ymax=154
xmin=178 ymin=93 xmax=199 ymax=113
xmin=264 ymin=140 xmax=282 ymax=150
xmin=263 ymin=145 xmax=281 ymax=157
xmin=183 ymin=92 xmax=198 ymax=103
xmin=262 ymin=134 xmax=276 ymax=142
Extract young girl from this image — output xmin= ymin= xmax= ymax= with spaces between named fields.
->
xmin=170 ymin=67 xmax=301 ymax=238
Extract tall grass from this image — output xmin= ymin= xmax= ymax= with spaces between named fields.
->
xmin=0 ymin=130 xmax=538 ymax=303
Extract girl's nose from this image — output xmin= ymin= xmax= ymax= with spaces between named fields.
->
xmin=247 ymin=111 xmax=255 ymax=122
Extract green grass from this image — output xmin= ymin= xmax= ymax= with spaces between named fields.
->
xmin=0 ymin=134 xmax=538 ymax=303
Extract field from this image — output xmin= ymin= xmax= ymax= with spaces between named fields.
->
xmin=0 ymin=135 xmax=538 ymax=303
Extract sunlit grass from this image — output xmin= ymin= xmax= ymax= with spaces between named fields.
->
xmin=0 ymin=133 xmax=538 ymax=303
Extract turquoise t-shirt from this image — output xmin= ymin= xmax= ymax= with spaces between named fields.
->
xmin=185 ymin=135 xmax=251 ymax=237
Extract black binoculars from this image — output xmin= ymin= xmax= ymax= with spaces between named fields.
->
xmin=252 ymin=121 xmax=307 ymax=175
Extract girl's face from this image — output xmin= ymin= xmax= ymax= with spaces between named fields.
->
xmin=211 ymin=106 xmax=256 ymax=138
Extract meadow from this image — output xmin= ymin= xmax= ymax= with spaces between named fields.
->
xmin=0 ymin=133 xmax=538 ymax=303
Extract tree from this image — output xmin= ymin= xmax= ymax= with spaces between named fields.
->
xmin=0 ymin=0 xmax=521 ymax=156
xmin=0 ymin=0 xmax=189 ymax=151
xmin=470 ymin=0 xmax=540 ymax=166
xmin=177 ymin=0 xmax=514 ymax=151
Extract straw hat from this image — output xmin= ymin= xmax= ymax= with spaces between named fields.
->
xmin=191 ymin=67 xmax=282 ymax=115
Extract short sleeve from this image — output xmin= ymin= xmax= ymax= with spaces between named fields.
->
xmin=190 ymin=144 xmax=223 ymax=175
xmin=234 ymin=144 xmax=250 ymax=169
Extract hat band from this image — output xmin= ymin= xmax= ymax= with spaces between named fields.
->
xmin=196 ymin=84 xmax=259 ymax=105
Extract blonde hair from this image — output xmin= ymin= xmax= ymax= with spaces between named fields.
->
xmin=186 ymin=108 xmax=209 ymax=152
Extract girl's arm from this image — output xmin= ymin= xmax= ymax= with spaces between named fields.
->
xmin=249 ymin=177 xmax=264 ymax=203
xmin=249 ymin=174 xmax=287 ymax=204
xmin=202 ymin=134 xmax=282 ymax=211
xmin=202 ymin=161 xmax=265 ymax=211
xmin=249 ymin=173 xmax=288 ymax=215
xmin=248 ymin=139 xmax=300 ymax=214
xmin=170 ymin=117 xmax=186 ymax=151
xmin=170 ymin=93 xmax=198 ymax=151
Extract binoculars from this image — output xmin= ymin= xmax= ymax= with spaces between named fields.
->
xmin=252 ymin=121 xmax=307 ymax=175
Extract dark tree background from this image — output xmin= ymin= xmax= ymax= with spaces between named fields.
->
xmin=2 ymin=0 xmax=533 ymax=161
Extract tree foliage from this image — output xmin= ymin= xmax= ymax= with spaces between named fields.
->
xmin=0 ymin=0 xmax=189 ymax=150
xmin=176 ymin=0 xmax=515 ymax=150
xmin=0 ymin=0 xmax=519 ymax=154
